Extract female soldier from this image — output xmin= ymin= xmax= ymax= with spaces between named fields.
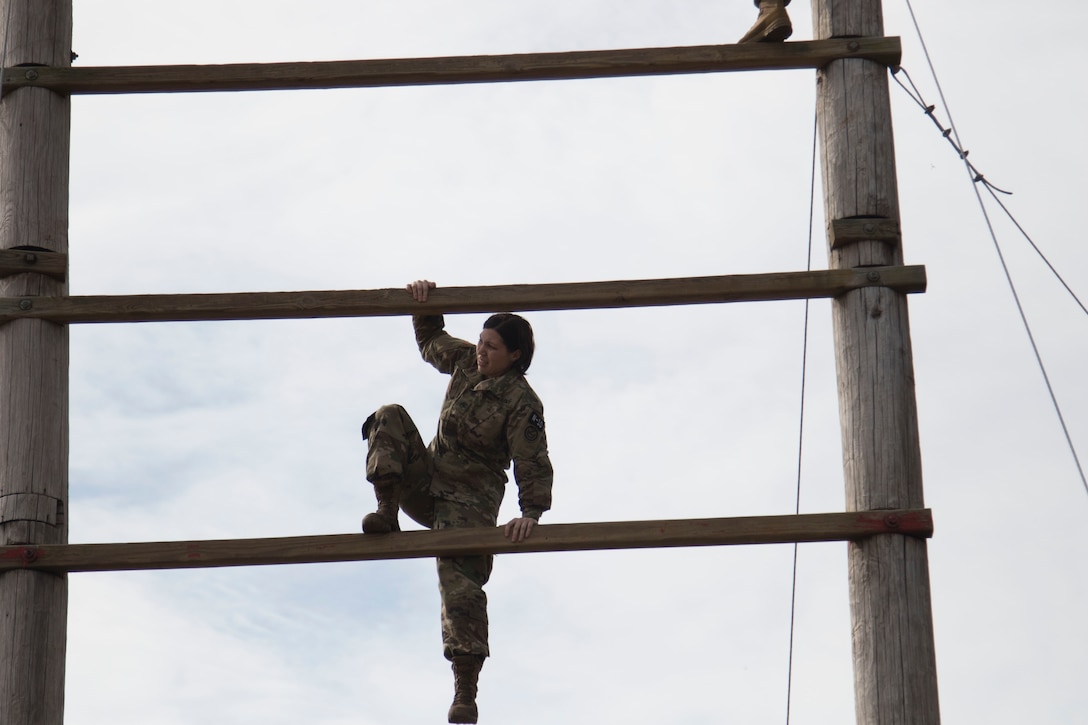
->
xmin=360 ymin=279 xmax=553 ymax=724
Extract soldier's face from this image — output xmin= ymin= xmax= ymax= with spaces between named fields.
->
xmin=477 ymin=328 xmax=521 ymax=378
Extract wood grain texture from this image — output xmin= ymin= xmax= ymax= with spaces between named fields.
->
xmin=849 ymin=535 xmax=941 ymax=724
xmin=817 ymin=60 xmax=900 ymax=267
xmin=0 ymin=2 xmax=72 ymax=722
xmin=0 ymin=509 xmax=933 ymax=573
xmin=813 ymin=0 xmax=941 ymax=722
xmin=814 ymin=0 xmax=886 ymax=38
xmin=0 ymin=266 xmax=927 ymax=323
xmin=832 ymin=286 xmax=924 ymax=511
xmin=3 ymin=37 xmax=900 ymax=95
xmin=830 ymin=217 xmax=900 ymax=249
xmin=0 ymin=570 xmax=67 ymax=722
xmin=0 ymin=249 xmax=67 ymax=280
xmin=0 ymin=493 xmax=62 ymax=526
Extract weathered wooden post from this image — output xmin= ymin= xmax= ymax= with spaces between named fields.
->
xmin=811 ymin=0 xmax=941 ymax=722
xmin=0 ymin=1 xmax=72 ymax=723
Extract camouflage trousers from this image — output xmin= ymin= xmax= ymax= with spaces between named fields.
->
xmin=363 ymin=404 xmax=496 ymax=660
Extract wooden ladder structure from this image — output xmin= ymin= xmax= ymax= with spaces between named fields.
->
xmin=0 ymin=1 xmax=940 ymax=722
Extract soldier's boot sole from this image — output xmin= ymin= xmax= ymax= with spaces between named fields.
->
xmin=447 ymin=702 xmax=478 ymax=724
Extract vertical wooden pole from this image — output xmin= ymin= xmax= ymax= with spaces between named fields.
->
xmin=0 ymin=2 xmax=72 ymax=723
xmin=810 ymin=0 xmax=941 ymax=722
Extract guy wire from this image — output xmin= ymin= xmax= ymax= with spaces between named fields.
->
xmin=785 ymin=102 xmax=819 ymax=725
xmin=900 ymin=0 xmax=1088 ymax=497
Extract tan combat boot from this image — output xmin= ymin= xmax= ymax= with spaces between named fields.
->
xmin=361 ymin=477 xmax=401 ymax=534
xmin=448 ymin=655 xmax=483 ymax=724
xmin=739 ymin=0 xmax=793 ymax=43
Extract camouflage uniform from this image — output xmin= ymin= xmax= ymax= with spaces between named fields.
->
xmin=363 ymin=314 xmax=553 ymax=659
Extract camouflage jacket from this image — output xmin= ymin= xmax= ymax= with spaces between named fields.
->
xmin=414 ymin=314 xmax=553 ymax=520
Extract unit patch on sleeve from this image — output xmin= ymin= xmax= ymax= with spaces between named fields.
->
xmin=525 ymin=411 xmax=546 ymax=442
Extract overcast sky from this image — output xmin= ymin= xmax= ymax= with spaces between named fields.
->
xmin=49 ymin=1 xmax=1088 ymax=723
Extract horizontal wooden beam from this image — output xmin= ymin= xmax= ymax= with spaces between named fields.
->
xmin=0 ymin=265 xmax=926 ymax=324
xmin=0 ymin=509 xmax=932 ymax=573
xmin=4 ymin=37 xmax=900 ymax=95
xmin=0 ymin=248 xmax=67 ymax=281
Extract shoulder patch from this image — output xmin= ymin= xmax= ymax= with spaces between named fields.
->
xmin=525 ymin=411 xmax=545 ymax=442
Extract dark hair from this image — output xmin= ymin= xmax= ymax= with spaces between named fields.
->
xmin=483 ymin=313 xmax=535 ymax=374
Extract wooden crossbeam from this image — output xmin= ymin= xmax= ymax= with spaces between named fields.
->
xmin=0 ymin=265 xmax=926 ymax=324
xmin=3 ymin=37 xmax=900 ymax=95
xmin=0 ymin=509 xmax=932 ymax=573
